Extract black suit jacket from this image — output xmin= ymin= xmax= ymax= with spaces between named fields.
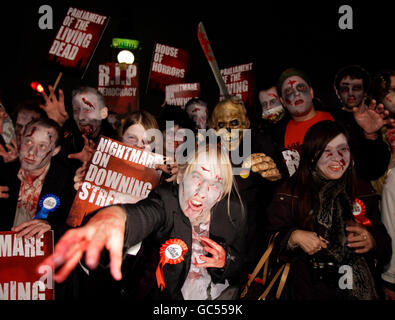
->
xmin=120 ymin=183 xmax=247 ymax=300
xmin=0 ymin=158 xmax=76 ymax=241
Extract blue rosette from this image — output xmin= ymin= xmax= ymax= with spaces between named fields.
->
xmin=34 ymin=194 xmax=60 ymax=220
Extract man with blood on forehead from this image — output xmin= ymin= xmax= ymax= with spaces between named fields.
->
xmin=184 ymin=98 xmax=209 ymax=130
xmin=269 ymin=68 xmax=335 ymax=178
xmin=39 ymin=86 xmax=117 ymax=171
xmin=0 ymin=118 xmax=75 ymax=241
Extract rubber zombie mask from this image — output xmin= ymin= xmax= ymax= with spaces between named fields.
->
xmin=19 ymin=123 xmax=60 ymax=173
xmin=259 ymin=87 xmax=285 ymax=123
xmin=210 ymin=97 xmax=250 ymax=151
xmin=72 ymin=90 xmax=108 ymax=137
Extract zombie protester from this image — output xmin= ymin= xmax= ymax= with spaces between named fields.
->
xmin=258 ymin=85 xmax=286 ymax=127
xmin=370 ymin=69 xmax=395 ymax=194
xmin=209 ymin=96 xmax=283 ymax=275
xmin=267 ymin=121 xmax=391 ymax=300
xmin=270 ymin=68 xmax=335 ymax=177
xmin=69 ymin=110 xmax=165 ymax=299
xmin=41 ymin=144 xmax=247 ymax=300
xmin=381 ymin=128 xmax=395 ymax=300
xmin=0 ymin=99 xmax=46 ymax=164
xmin=184 ymin=98 xmax=209 ymax=130
xmin=0 ymin=117 xmax=75 ymax=241
xmin=40 ymin=86 xmax=117 ymax=170
xmin=369 ymin=69 xmax=395 ymax=299
xmin=332 ymin=65 xmax=393 ymax=181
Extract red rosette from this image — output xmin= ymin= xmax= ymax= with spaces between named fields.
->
xmin=352 ymin=198 xmax=372 ymax=227
xmin=155 ymin=238 xmax=188 ymax=290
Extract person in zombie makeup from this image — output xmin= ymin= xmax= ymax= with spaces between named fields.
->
xmin=0 ymin=99 xmax=46 ymax=164
xmin=184 ymin=98 xmax=209 ymax=130
xmin=369 ymin=70 xmax=395 ymax=194
xmin=267 ymin=121 xmax=391 ymax=300
xmin=331 ymin=65 xmax=393 ymax=181
xmin=157 ymin=105 xmax=196 ymax=162
xmin=259 ymin=86 xmax=286 ymax=125
xmin=270 ymin=68 xmax=334 ymax=178
xmin=40 ymin=86 xmax=117 ymax=170
xmin=0 ymin=117 xmax=75 ymax=241
xmin=40 ymin=144 xmax=247 ymax=300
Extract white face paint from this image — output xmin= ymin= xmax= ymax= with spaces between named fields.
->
xmin=186 ymin=103 xmax=208 ymax=130
xmin=316 ymin=134 xmax=351 ymax=180
xmin=259 ymin=87 xmax=285 ymax=122
xmin=122 ymin=123 xmax=151 ymax=151
xmin=383 ymin=75 xmax=395 ymax=114
xmin=19 ymin=124 xmax=59 ymax=173
xmin=179 ymin=152 xmax=224 ymax=223
xmin=15 ymin=110 xmax=41 ymax=146
xmin=338 ymin=76 xmax=365 ymax=109
xmin=72 ymin=93 xmax=105 ymax=136
xmin=281 ymin=76 xmax=314 ymax=118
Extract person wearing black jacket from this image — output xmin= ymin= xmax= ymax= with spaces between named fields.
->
xmin=267 ymin=121 xmax=392 ymax=300
xmin=41 ymin=144 xmax=247 ymax=300
xmin=0 ymin=117 xmax=75 ymax=241
xmin=332 ymin=65 xmax=392 ymax=181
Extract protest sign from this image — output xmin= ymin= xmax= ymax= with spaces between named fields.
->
xmin=98 ymin=62 xmax=139 ymax=114
xmin=66 ymin=136 xmax=163 ymax=227
xmin=47 ymin=7 xmax=109 ymax=76
xmin=220 ymin=62 xmax=255 ymax=107
xmin=165 ymin=82 xmax=200 ymax=108
xmin=147 ymin=43 xmax=190 ymax=92
xmin=0 ymin=231 xmax=54 ymax=300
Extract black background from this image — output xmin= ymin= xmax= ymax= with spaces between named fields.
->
xmin=0 ymin=0 xmax=392 ymax=119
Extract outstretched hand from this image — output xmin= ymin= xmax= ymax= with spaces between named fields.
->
xmin=38 ymin=206 xmax=127 ymax=283
xmin=68 ymin=135 xmax=95 ymax=163
xmin=353 ymin=98 xmax=394 ymax=138
xmin=40 ymin=85 xmax=69 ymax=126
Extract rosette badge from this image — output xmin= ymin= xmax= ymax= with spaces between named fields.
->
xmin=352 ymin=198 xmax=372 ymax=227
xmin=155 ymin=238 xmax=188 ymax=290
xmin=34 ymin=194 xmax=60 ymax=220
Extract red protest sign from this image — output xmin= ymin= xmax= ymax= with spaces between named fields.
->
xmin=66 ymin=136 xmax=163 ymax=227
xmin=147 ymin=43 xmax=190 ymax=92
xmin=0 ymin=231 xmax=54 ymax=300
xmin=165 ymin=83 xmax=200 ymax=108
xmin=220 ymin=63 xmax=255 ymax=107
xmin=47 ymin=7 xmax=109 ymax=75
xmin=98 ymin=63 xmax=139 ymax=114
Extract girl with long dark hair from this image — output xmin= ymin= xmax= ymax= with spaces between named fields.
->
xmin=268 ymin=120 xmax=391 ymax=299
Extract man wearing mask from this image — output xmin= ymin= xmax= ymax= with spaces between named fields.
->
xmin=332 ymin=65 xmax=392 ymax=181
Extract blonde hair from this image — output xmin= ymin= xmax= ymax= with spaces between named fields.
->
xmin=178 ymin=143 xmax=244 ymax=219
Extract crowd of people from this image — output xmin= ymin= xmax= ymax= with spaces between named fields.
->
xmin=0 ymin=64 xmax=394 ymax=300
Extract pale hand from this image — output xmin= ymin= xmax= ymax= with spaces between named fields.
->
xmin=38 ymin=206 xmax=126 ymax=283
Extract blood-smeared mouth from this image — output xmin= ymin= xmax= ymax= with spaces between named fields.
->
xmin=79 ymin=124 xmax=94 ymax=135
xmin=23 ymin=157 xmax=36 ymax=164
xmin=187 ymin=198 xmax=204 ymax=212
xmin=294 ymin=99 xmax=304 ymax=106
